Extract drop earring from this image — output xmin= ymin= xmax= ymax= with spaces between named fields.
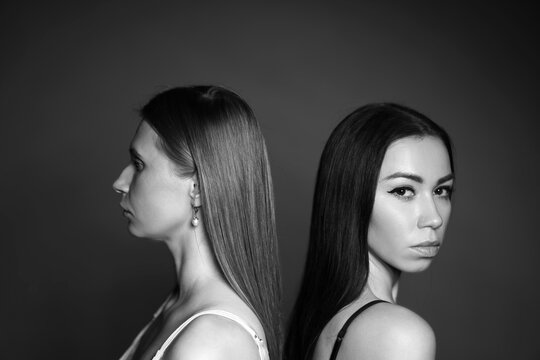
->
xmin=191 ymin=205 xmax=200 ymax=227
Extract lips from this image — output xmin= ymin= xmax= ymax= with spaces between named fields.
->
xmin=120 ymin=204 xmax=133 ymax=217
xmin=411 ymin=241 xmax=441 ymax=258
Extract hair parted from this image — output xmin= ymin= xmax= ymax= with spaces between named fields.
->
xmin=284 ymin=103 xmax=454 ymax=360
xmin=141 ymin=85 xmax=282 ymax=359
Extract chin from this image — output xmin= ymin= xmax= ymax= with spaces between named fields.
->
xmin=401 ymin=259 xmax=434 ymax=273
xmin=127 ymin=222 xmax=146 ymax=238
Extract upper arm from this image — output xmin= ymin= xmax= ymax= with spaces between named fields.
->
xmin=161 ymin=315 xmax=260 ymax=360
xmin=340 ymin=304 xmax=436 ymax=360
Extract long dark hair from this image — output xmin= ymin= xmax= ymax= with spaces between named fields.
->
xmin=141 ymin=86 xmax=281 ymax=359
xmin=284 ymin=103 xmax=454 ymax=360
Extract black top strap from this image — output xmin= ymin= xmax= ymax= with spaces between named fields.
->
xmin=328 ymin=300 xmax=387 ymax=360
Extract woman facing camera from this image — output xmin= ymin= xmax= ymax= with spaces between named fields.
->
xmin=113 ymin=86 xmax=281 ymax=360
xmin=285 ymin=103 xmax=454 ymax=360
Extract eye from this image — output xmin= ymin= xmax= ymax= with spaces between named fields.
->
xmin=131 ymin=158 xmax=144 ymax=172
xmin=388 ymin=187 xmax=415 ymax=200
xmin=434 ymin=185 xmax=453 ymax=199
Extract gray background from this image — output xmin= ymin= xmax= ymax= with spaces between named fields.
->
xmin=2 ymin=1 xmax=539 ymax=359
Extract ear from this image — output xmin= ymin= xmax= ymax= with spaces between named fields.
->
xmin=189 ymin=175 xmax=201 ymax=207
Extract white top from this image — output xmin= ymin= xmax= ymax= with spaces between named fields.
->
xmin=119 ymin=308 xmax=269 ymax=360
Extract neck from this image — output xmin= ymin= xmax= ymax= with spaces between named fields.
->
xmin=165 ymin=224 xmax=223 ymax=304
xmin=366 ymin=252 xmax=401 ymax=303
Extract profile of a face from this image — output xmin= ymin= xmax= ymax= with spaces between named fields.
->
xmin=112 ymin=121 xmax=197 ymax=240
xmin=368 ymin=136 xmax=454 ymax=273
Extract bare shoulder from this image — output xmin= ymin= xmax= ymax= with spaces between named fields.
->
xmin=340 ymin=302 xmax=436 ymax=360
xmin=162 ymin=314 xmax=260 ymax=360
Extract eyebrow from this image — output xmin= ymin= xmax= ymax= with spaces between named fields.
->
xmin=382 ymin=172 xmax=454 ymax=185
xmin=129 ymin=147 xmax=143 ymax=159
xmin=436 ymin=174 xmax=455 ymax=185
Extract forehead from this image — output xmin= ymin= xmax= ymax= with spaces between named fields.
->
xmin=131 ymin=121 xmax=160 ymax=153
xmin=379 ymin=136 xmax=451 ymax=179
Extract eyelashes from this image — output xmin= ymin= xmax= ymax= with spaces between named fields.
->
xmin=388 ymin=186 xmax=415 ymax=200
xmin=388 ymin=185 xmax=454 ymax=200
xmin=131 ymin=157 xmax=144 ymax=172
xmin=435 ymin=185 xmax=453 ymax=199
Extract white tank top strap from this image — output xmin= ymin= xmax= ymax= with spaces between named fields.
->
xmin=152 ymin=309 xmax=269 ymax=360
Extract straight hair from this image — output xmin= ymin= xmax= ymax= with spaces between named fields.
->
xmin=284 ymin=103 xmax=454 ymax=360
xmin=141 ymin=86 xmax=282 ymax=359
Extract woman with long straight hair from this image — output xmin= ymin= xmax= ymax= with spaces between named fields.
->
xmin=113 ymin=86 xmax=281 ymax=360
xmin=285 ymin=103 xmax=455 ymax=360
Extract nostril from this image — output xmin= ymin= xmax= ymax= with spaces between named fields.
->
xmin=113 ymin=179 xmax=126 ymax=194
xmin=418 ymin=207 xmax=444 ymax=229
xmin=431 ymin=213 xmax=443 ymax=229
xmin=113 ymin=166 xmax=132 ymax=194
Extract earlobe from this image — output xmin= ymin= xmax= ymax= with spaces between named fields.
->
xmin=189 ymin=179 xmax=201 ymax=227
xmin=189 ymin=178 xmax=201 ymax=207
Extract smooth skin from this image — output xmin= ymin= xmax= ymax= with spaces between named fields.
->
xmin=313 ymin=136 xmax=454 ymax=360
xmin=113 ymin=121 xmax=265 ymax=360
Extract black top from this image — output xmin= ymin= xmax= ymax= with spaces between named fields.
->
xmin=328 ymin=300 xmax=387 ymax=360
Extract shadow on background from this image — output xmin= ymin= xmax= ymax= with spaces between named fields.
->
xmin=2 ymin=1 xmax=539 ymax=359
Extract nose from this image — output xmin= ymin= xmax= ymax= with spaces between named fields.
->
xmin=112 ymin=165 xmax=133 ymax=195
xmin=417 ymin=196 xmax=443 ymax=229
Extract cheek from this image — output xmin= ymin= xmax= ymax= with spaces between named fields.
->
xmin=435 ymin=199 xmax=452 ymax=230
xmin=368 ymin=199 xmax=411 ymax=250
xmin=138 ymin=197 xmax=190 ymax=239
xmin=442 ymin=202 xmax=452 ymax=224
xmin=130 ymin=177 xmax=189 ymax=231
xmin=146 ymin=186 xmax=187 ymax=223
